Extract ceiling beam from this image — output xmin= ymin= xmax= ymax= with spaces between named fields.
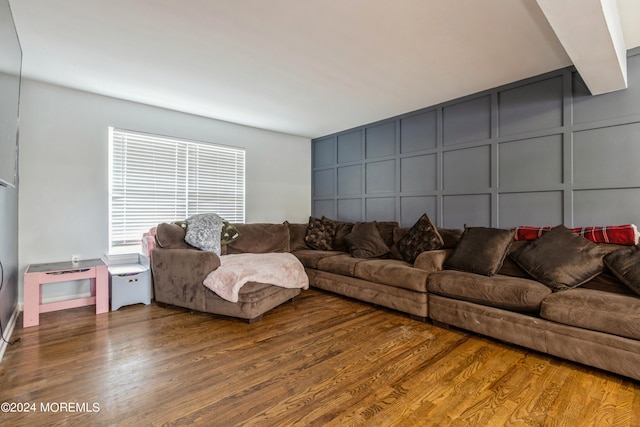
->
xmin=536 ymin=0 xmax=627 ymax=95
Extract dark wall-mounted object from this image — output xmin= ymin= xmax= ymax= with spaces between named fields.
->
xmin=0 ymin=0 xmax=21 ymax=188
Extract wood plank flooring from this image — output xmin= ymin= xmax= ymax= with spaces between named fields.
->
xmin=0 ymin=288 xmax=638 ymax=426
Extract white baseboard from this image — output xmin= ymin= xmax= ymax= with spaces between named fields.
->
xmin=0 ymin=304 xmax=20 ymax=363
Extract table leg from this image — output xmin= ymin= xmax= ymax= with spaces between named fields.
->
xmin=23 ymin=274 xmax=40 ymax=327
xmin=95 ymin=265 xmax=109 ymax=314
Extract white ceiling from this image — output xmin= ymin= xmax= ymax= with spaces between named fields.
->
xmin=9 ymin=0 xmax=640 ymax=138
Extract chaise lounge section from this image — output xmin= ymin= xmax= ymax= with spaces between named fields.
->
xmin=152 ymin=222 xmax=302 ymax=323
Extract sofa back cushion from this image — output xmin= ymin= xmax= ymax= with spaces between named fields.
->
xmin=328 ymin=218 xmax=394 ymax=251
xmin=286 ymin=222 xmax=312 ymax=251
xmin=225 ymin=223 xmax=290 ymax=254
xmin=438 ymin=228 xmax=464 ymax=249
xmin=328 ymin=218 xmax=354 ymax=252
xmin=375 ymin=221 xmax=400 ymax=249
xmin=389 ymin=227 xmax=409 ymax=260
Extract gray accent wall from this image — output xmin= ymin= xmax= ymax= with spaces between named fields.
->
xmin=312 ymin=48 xmax=640 ymax=229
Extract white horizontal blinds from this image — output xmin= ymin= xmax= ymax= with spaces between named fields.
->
xmin=109 ymin=128 xmax=245 ymax=252
xmin=110 ymin=130 xmax=189 ymax=250
xmin=187 ymin=143 xmax=245 ymax=222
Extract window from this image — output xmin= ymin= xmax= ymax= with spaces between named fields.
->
xmin=109 ymin=128 xmax=245 ymax=253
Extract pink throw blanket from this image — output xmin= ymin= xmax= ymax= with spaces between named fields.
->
xmin=203 ymin=253 xmax=309 ymax=303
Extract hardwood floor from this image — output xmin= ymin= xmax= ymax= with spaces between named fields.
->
xmin=1 ymin=288 xmax=638 ymax=426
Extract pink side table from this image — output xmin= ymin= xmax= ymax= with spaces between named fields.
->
xmin=23 ymin=259 xmax=109 ymax=328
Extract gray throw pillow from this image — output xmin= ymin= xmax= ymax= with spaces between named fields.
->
xmin=445 ymin=226 xmax=515 ymax=276
xmin=184 ymin=213 xmax=224 ymax=254
xmin=603 ymin=245 xmax=640 ymax=296
xmin=510 ymin=225 xmax=605 ymax=291
xmin=344 ymin=222 xmax=390 ymax=259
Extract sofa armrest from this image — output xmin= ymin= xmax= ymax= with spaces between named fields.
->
xmin=151 ymin=248 xmax=221 ymax=307
xmin=413 ymin=249 xmax=452 ymax=273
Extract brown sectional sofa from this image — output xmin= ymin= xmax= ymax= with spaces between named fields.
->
xmin=151 ymin=219 xmax=640 ymax=381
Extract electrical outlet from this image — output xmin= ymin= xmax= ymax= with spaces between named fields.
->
xmin=72 ymin=254 xmax=80 ymax=263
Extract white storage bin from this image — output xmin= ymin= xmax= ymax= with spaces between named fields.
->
xmin=106 ymin=254 xmax=151 ymax=311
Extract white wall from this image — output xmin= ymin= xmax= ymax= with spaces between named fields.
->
xmin=18 ymin=79 xmax=311 ymax=302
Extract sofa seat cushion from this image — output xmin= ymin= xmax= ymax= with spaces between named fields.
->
xmin=316 ymin=254 xmax=365 ymax=276
xmin=308 ymin=269 xmax=428 ymax=318
xmin=427 ymin=270 xmax=552 ymax=312
xmin=353 ymin=259 xmax=430 ymax=292
xmin=292 ymin=249 xmax=346 ymax=269
xmin=540 ymin=288 xmax=640 ymax=340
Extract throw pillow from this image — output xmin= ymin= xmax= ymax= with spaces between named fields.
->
xmin=220 ymin=220 xmax=240 ymax=245
xmin=510 ymin=225 xmax=606 ymax=291
xmin=184 ymin=213 xmax=224 ymax=254
xmin=603 ymin=245 xmax=640 ymax=296
xmin=445 ymin=226 xmax=515 ymax=276
xmin=173 ymin=220 xmax=188 ymax=229
xmin=304 ymin=216 xmax=338 ymax=251
xmin=321 ymin=216 xmax=353 ymax=252
xmin=344 ymin=222 xmax=390 ymax=259
xmin=396 ymin=214 xmax=444 ymax=263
